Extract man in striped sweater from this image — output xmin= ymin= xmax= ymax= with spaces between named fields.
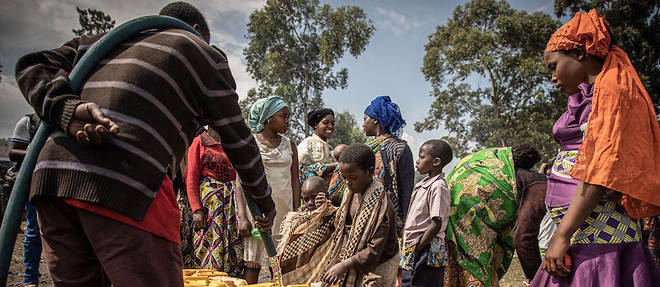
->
xmin=14 ymin=2 xmax=275 ymax=286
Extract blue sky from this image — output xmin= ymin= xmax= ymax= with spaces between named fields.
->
xmin=0 ymin=0 xmax=555 ymax=165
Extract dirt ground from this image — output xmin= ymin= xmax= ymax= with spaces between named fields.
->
xmin=7 ymin=221 xmax=528 ymax=286
xmin=500 ymin=257 xmax=528 ymax=287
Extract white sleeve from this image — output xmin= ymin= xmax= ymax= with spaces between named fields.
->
xmin=11 ymin=116 xmax=31 ymax=144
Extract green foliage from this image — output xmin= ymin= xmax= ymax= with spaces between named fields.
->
xmin=554 ymin=0 xmax=660 ymax=112
xmin=328 ymin=110 xmax=366 ymax=147
xmin=243 ymin=0 xmax=375 ymax=140
xmin=72 ymin=7 xmax=116 ymax=36
xmin=417 ymin=0 xmax=563 ymax=160
xmin=0 ymin=138 xmax=9 ymax=146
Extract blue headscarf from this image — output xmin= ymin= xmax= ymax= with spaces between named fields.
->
xmin=248 ymin=95 xmax=288 ymax=133
xmin=364 ymin=96 xmax=406 ymax=137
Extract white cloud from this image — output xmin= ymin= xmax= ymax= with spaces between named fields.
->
xmin=401 ymin=131 xmax=419 ymax=157
xmin=374 ymin=6 xmax=430 ymax=36
xmin=535 ymin=3 xmax=554 ymax=13
xmin=374 ymin=7 xmax=410 ymax=36
xmin=223 ymin=48 xmax=256 ymax=101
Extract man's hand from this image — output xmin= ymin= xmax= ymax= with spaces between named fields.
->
xmin=254 ymin=209 xmax=276 ymax=233
xmin=67 ymin=102 xmax=119 ymax=144
xmin=543 ymin=233 xmax=571 ymax=277
xmin=192 ymin=209 xmax=208 ymax=230
xmin=238 ymin=215 xmax=253 ymax=238
xmin=322 ymin=260 xmax=351 ymax=284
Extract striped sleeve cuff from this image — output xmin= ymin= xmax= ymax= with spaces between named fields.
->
xmin=54 ymin=98 xmax=84 ymax=131
xmin=252 ymin=186 xmax=275 ymax=214
xmin=10 ymin=138 xmax=30 ymax=144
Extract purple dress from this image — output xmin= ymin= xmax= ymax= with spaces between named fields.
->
xmin=545 ymin=83 xmax=592 ymax=208
xmin=531 ymin=83 xmax=660 ymax=287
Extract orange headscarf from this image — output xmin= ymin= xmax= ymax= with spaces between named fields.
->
xmin=546 ymin=10 xmax=660 ymax=218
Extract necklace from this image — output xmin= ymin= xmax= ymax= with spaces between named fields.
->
xmin=259 ymin=133 xmax=280 ymax=142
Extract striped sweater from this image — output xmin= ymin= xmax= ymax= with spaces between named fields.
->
xmin=15 ymin=29 xmax=274 ymax=220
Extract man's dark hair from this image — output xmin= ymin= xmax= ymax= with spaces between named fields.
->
xmin=159 ymin=2 xmax=210 ymax=41
xmin=422 ymin=140 xmax=453 ymax=166
xmin=339 ymin=144 xmax=375 ymax=171
xmin=512 ymin=143 xmax=541 ymax=170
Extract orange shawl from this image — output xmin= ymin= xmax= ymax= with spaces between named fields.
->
xmin=546 ymin=10 xmax=660 ymax=218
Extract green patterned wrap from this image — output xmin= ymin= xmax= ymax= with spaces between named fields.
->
xmin=445 ymin=147 xmax=518 ymax=287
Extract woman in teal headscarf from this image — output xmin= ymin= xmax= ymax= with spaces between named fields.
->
xmin=236 ymin=95 xmax=301 ymax=282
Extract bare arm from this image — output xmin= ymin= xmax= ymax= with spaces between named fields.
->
xmin=235 ymin=180 xmax=253 ymax=238
xmin=8 ymin=142 xmax=28 ymax=163
xmin=416 ymin=217 xmax=442 ymax=252
xmin=322 ymin=163 xmax=339 ymax=176
xmin=291 ymin=141 xmax=301 ymax=210
xmin=235 ymin=181 xmax=248 ymax=218
xmin=543 ymin=182 xmax=605 ymax=277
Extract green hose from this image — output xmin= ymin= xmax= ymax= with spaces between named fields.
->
xmin=0 ymin=15 xmax=277 ymax=286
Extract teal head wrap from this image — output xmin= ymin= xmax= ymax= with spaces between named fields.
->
xmin=248 ymin=96 xmax=288 ymax=133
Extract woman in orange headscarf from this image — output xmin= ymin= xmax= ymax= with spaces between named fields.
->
xmin=531 ymin=9 xmax=660 ymax=287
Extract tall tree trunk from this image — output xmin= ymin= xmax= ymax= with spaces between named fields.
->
xmin=303 ymin=70 xmax=310 ymax=137
xmin=485 ymin=65 xmax=499 ymax=116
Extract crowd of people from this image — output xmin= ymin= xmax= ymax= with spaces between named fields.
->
xmin=1 ymin=2 xmax=660 ymax=287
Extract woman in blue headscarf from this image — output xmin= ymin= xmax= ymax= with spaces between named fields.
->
xmin=362 ymin=96 xmax=414 ymax=234
xmin=236 ymin=95 xmax=301 ymax=283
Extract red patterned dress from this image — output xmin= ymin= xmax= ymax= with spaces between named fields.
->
xmin=186 ymin=132 xmax=243 ymax=275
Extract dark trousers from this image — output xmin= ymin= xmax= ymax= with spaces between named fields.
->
xmin=401 ymin=245 xmax=445 ymax=287
xmin=34 ymin=197 xmax=183 ymax=287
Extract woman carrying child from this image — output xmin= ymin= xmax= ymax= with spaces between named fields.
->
xmin=297 ymin=108 xmax=344 ymax=204
xmin=531 ymin=9 xmax=660 ymax=286
xmin=298 ymin=108 xmax=338 ymax=180
xmin=239 ymin=95 xmax=301 ymax=282
xmin=186 ymin=128 xmax=244 ymax=275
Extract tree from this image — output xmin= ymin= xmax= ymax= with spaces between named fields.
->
xmin=416 ymin=0 xmax=563 ymax=160
xmin=554 ymin=0 xmax=660 ymax=112
xmin=243 ymin=0 xmax=375 ymax=142
xmin=72 ymin=7 xmax=116 ymax=36
xmin=328 ymin=110 xmax=366 ymax=147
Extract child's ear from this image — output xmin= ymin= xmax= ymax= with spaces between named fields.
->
xmin=433 ymin=157 xmax=442 ymax=167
